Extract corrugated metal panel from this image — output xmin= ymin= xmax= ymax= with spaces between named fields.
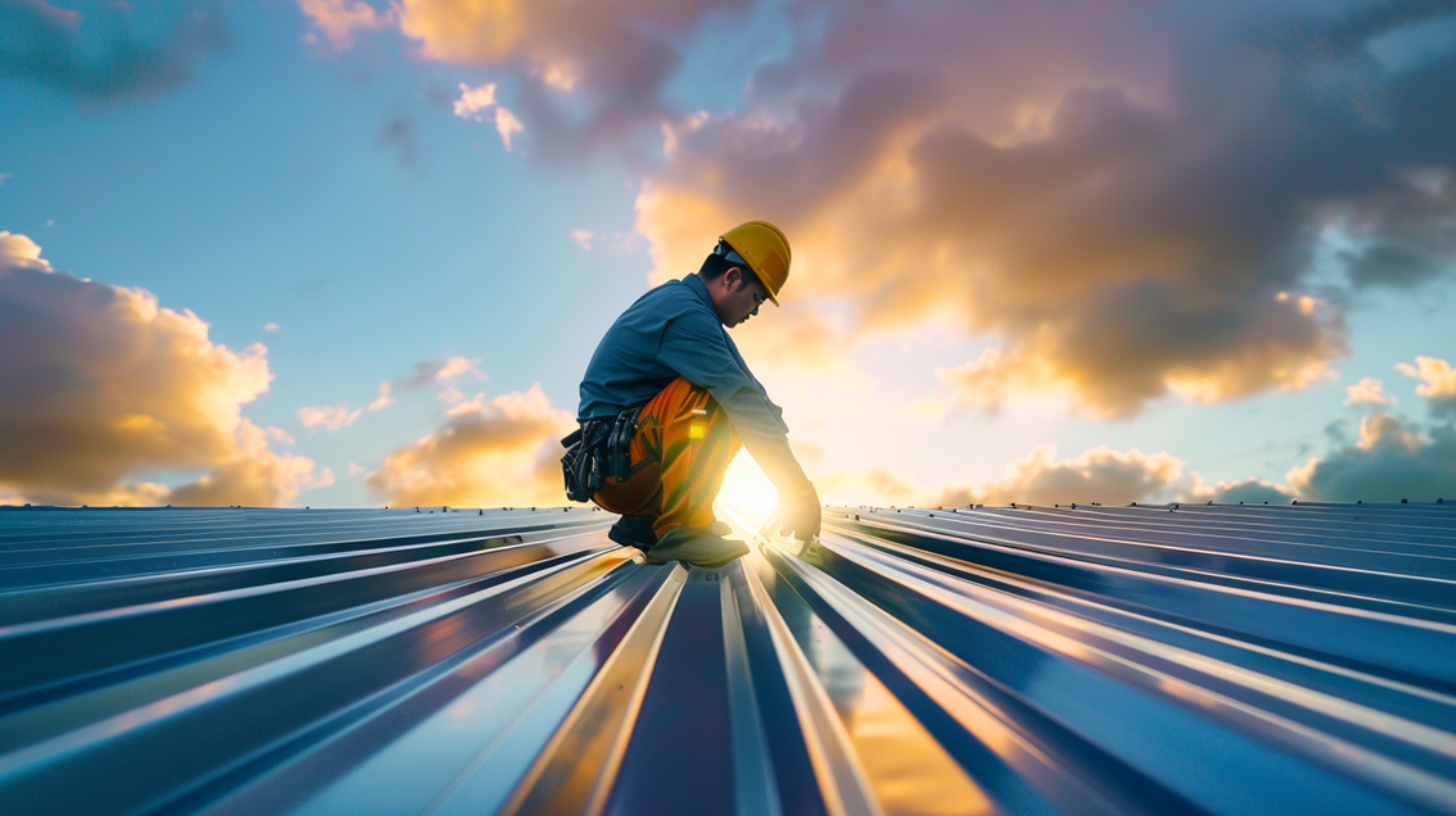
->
xmin=1 ymin=502 xmax=1453 ymax=816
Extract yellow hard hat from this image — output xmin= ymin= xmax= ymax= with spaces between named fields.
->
xmin=719 ymin=220 xmax=791 ymax=305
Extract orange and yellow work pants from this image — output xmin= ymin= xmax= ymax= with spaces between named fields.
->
xmin=592 ymin=377 xmax=740 ymax=536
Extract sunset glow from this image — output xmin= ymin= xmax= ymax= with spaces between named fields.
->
xmin=714 ymin=451 xmax=779 ymax=533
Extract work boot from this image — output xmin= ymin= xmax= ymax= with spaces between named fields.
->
xmin=608 ymin=514 xmax=658 ymax=549
xmin=645 ymin=521 xmax=749 ymax=568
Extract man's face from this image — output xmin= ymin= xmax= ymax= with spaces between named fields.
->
xmin=713 ymin=268 xmax=769 ymax=327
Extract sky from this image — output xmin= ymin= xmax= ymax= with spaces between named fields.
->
xmin=2 ymin=0 xmax=1455 ymax=513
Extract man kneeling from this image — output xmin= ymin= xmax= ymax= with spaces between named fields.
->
xmin=568 ymin=221 xmax=820 ymax=567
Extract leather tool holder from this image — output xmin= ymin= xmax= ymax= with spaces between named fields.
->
xmin=560 ymin=409 xmax=638 ymax=503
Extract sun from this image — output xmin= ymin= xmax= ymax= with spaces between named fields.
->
xmin=714 ymin=449 xmax=780 ymax=532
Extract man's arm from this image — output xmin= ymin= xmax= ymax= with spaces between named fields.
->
xmin=655 ymin=311 xmax=788 ymax=441
xmin=656 ymin=312 xmax=821 ymax=538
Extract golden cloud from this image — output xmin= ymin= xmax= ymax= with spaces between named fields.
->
xmin=811 ymin=442 xmax=1298 ymax=508
xmin=934 ymin=444 xmax=1186 ymax=507
xmin=0 ymin=232 xmax=325 ymax=507
xmin=637 ymin=73 xmax=1357 ymax=417
xmin=1396 ymin=356 xmax=1456 ymax=418
xmin=297 ymin=2 xmax=1456 ymax=399
xmin=365 ymin=384 xmax=573 ymax=508
xmin=396 ymin=0 xmax=526 ymax=62
xmin=170 ymin=421 xmax=334 ymax=507
xmin=285 ymin=0 xmax=1456 ymax=441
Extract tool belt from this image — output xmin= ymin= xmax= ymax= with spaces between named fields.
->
xmin=561 ymin=408 xmax=638 ymax=503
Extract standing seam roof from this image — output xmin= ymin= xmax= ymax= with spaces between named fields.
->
xmin=0 ymin=502 xmax=1453 ymax=816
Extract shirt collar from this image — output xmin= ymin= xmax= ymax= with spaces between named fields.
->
xmin=683 ymin=273 xmax=714 ymax=310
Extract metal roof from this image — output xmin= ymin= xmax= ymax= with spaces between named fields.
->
xmin=1 ymin=502 xmax=1453 ymax=816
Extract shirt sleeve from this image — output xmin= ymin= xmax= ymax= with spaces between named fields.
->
xmin=655 ymin=309 xmax=814 ymax=494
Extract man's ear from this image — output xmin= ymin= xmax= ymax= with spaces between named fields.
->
xmin=725 ymin=266 xmax=745 ymax=290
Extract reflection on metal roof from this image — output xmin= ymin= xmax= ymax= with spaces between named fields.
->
xmin=1 ymin=502 xmax=1454 ymax=816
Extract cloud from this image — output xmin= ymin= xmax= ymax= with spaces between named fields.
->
xmin=931 ymin=347 xmax=1058 ymax=418
xmin=433 ymin=356 xmax=476 ymax=380
xmin=0 ymin=231 xmax=323 ymax=506
xmin=571 ymin=228 xmax=595 ymax=250
xmin=0 ymin=172 xmax=12 ymax=185
xmin=935 ymin=444 xmax=1187 ymax=507
xmin=1185 ymin=477 xmax=1293 ymax=505
xmin=639 ymin=77 xmax=1356 ymax=416
xmin=452 ymin=80 xmax=498 ymax=118
xmin=409 ymin=356 xmax=482 ymax=387
xmin=3 ymin=479 xmax=170 ymax=509
xmin=621 ymin=0 xmax=1456 ymax=417
xmin=308 ymin=356 xmax=484 ymax=425
xmin=278 ymin=0 xmax=1456 ymax=483
xmin=170 ymin=421 xmax=334 ymax=507
xmin=453 ymin=81 xmax=524 ymax=151
xmin=0 ymin=0 xmax=229 ymax=101
xmin=297 ymin=403 xmax=363 ymax=431
xmin=1326 ymin=0 xmax=1456 ymax=52
xmin=263 ymin=322 xmax=280 ymax=333
xmin=812 ymin=445 xmax=1296 ymax=508
xmin=286 ymin=0 xmax=749 ymax=158
xmin=493 ymin=106 xmax=524 ymax=152
xmin=1344 ymin=377 xmax=1394 ymax=406
xmin=367 ymin=382 xmax=393 ymax=411
xmin=383 ymin=356 xmax=484 ymax=404
xmin=296 ymin=0 xmax=392 ymax=51
xmin=816 ymin=468 xmax=922 ymax=508
xmin=365 ymin=384 xmax=573 ymax=507
xmin=1395 ymin=355 xmax=1456 ymax=417
xmin=0 ymin=230 xmax=45 ymax=268
xmin=1287 ymin=413 xmax=1456 ymax=503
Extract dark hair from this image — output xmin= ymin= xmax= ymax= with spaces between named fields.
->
xmin=697 ymin=252 xmax=762 ymax=290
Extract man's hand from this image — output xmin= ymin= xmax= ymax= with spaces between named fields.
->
xmin=760 ymin=483 xmax=821 ymax=542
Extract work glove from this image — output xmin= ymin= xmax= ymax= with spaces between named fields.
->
xmin=760 ymin=482 xmax=821 ymax=542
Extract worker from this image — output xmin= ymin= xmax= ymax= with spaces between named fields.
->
xmin=565 ymin=221 xmax=820 ymax=567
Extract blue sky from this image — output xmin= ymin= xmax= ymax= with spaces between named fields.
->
xmin=2 ymin=0 xmax=1454 ymax=509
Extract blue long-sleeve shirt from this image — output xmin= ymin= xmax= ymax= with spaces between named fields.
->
xmin=578 ymin=275 xmax=798 ymax=471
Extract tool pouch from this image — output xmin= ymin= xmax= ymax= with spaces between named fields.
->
xmin=561 ymin=409 xmax=638 ymax=503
